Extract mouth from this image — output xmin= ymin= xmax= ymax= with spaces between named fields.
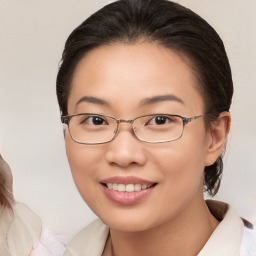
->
xmin=101 ymin=182 xmax=157 ymax=192
xmin=100 ymin=176 xmax=158 ymax=205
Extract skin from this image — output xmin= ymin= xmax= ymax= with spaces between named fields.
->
xmin=65 ymin=42 xmax=231 ymax=256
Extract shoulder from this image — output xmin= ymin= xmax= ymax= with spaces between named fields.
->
xmin=13 ymin=203 xmax=42 ymax=232
xmin=15 ymin=203 xmax=67 ymax=256
xmin=64 ymin=218 xmax=109 ymax=256
xmin=16 ymin=204 xmax=67 ymax=256
xmin=2 ymin=203 xmax=42 ymax=256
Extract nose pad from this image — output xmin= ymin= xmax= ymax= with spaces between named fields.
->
xmin=133 ymin=127 xmax=138 ymax=134
xmin=113 ymin=121 xmax=136 ymax=139
xmin=105 ymin=125 xmax=147 ymax=168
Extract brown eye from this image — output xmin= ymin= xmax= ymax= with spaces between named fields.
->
xmin=81 ymin=116 xmax=108 ymax=126
xmin=146 ymin=115 xmax=171 ymax=126
xmin=154 ymin=116 xmax=167 ymax=125
xmin=91 ymin=116 xmax=105 ymax=125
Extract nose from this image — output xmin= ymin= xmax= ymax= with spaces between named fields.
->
xmin=104 ymin=125 xmax=147 ymax=168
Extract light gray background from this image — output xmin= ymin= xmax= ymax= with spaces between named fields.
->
xmin=1 ymin=0 xmax=255 ymax=240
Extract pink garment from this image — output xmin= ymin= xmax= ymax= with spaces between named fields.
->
xmin=30 ymin=227 xmax=67 ymax=256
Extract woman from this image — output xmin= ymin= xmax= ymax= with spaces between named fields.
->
xmin=56 ymin=0 xmax=255 ymax=255
xmin=0 ymin=155 xmax=42 ymax=256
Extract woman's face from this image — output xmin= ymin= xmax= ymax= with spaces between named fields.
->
xmin=65 ymin=42 xmax=214 ymax=232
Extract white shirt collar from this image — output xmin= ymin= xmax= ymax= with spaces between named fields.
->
xmin=198 ymin=200 xmax=245 ymax=256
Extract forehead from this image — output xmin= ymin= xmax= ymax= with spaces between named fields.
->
xmin=68 ymin=42 xmax=204 ymax=115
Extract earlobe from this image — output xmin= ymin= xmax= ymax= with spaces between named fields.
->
xmin=205 ymin=111 xmax=231 ymax=166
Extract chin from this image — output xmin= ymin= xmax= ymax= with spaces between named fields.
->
xmin=95 ymin=207 xmax=161 ymax=233
xmin=104 ymin=219 xmax=151 ymax=233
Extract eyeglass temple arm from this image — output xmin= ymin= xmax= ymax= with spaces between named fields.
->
xmin=61 ymin=116 xmax=69 ymax=124
xmin=183 ymin=115 xmax=203 ymax=125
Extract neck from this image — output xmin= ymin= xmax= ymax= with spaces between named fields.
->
xmin=106 ymin=199 xmax=219 ymax=256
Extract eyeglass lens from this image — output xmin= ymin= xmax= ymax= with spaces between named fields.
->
xmin=67 ymin=114 xmax=184 ymax=144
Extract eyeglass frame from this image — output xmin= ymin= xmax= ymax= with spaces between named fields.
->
xmin=61 ymin=113 xmax=203 ymax=145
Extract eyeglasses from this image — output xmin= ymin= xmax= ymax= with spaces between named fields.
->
xmin=61 ymin=113 xmax=203 ymax=145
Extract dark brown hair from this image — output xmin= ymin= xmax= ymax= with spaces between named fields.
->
xmin=56 ymin=0 xmax=233 ymax=196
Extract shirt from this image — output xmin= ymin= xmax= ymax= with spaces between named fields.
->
xmin=0 ymin=203 xmax=42 ymax=256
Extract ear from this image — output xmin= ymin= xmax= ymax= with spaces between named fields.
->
xmin=205 ymin=111 xmax=231 ymax=166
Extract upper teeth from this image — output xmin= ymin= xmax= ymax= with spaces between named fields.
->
xmin=107 ymin=183 xmax=152 ymax=192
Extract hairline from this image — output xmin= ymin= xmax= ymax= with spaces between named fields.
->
xmin=66 ymin=39 xmax=209 ymax=120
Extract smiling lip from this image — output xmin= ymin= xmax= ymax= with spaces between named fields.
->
xmin=100 ymin=176 xmax=157 ymax=205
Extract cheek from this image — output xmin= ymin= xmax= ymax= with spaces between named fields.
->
xmin=152 ymin=145 xmax=204 ymax=184
xmin=150 ymin=129 xmax=209 ymax=193
xmin=65 ymin=134 xmax=104 ymax=199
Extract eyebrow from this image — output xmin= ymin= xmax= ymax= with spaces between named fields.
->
xmin=76 ymin=96 xmax=110 ymax=107
xmin=140 ymin=94 xmax=184 ymax=106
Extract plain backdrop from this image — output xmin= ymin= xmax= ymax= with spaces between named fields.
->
xmin=0 ymin=0 xmax=256 ymax=240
